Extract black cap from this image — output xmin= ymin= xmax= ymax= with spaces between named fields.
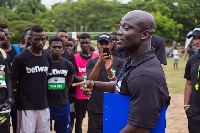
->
xmin=187 ymin=24 xmax=200 ymax=38
xmin=97 ymin=33 xmax=112 ymax=42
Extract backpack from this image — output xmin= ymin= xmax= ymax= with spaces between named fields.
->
xmin=12 ymin=44 xmax=20 ymax=54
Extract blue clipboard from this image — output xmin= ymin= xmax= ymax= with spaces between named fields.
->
xmin=103 ymin=93 xmax=166 ymax=133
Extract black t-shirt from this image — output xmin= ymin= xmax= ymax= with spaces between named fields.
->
xmin=187 ymin=49 xmax=194 ymax=59
xmin=11 ymin=49 xmax=52 ymax=110
xmin=62 ymin=50 xmax=76 ymax=68
xmin=113 ymin=47 xmax=129 ymax=59
xmin=7 ymin=45 xmax=18 ymax=63
xmin=0 ymin=52 xmax=10 ymax=104
xmin=184 ymin=54 xmax=200 ymax=117
xmin=151 ymin=34 xmax=167 ymax=65
xmin=117 ymin=49 xmax=170 ymax=129
xmin=86 ymin=56 xmax=123 ymax=113
xmin=47 ymin=58 xmax=75 ymax=107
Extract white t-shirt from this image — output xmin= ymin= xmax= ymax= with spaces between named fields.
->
xmin=173 ymin=49 xmax=179 ymax=59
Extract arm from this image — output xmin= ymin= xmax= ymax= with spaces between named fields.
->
xmin=105 ymin=55 xmax=117 ymax=81
xmin=87 ymin=59 xmax=101 ymax=81
xmin=184 ymin=53 xmax=188 ymax=61
xmin=74 ymin=74 xmax=83 ymax=82
xmin=184 ymin=80 xmax=192 ymax=111
xmin=72 ymin=80 xmax=116 ymax=97
xmin=87 ymin=53 xmax=108 ymax=81
xmin=67 ymin=75 xmax=74 ymax=90
xmin=120 ymin=124 xmax=150 ymax=133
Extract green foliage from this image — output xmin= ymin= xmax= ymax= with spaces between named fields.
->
xmin=16 ymin=0 xmax=46 ymax=14
xmin=0 ymin=0 xmax=199 ymax=43
xmin=152 ymin=12 xmax=183 ymax=41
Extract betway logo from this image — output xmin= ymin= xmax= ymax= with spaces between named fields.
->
xmin=0 ymin=65 xmax=5 ymax=71
xmin=79 ymin=67 xmax=86 ymax=73
xmin=49 ymin=69 xmax=68 ymax=76
xmin=26 ymin=66 xmax=48 ymax=73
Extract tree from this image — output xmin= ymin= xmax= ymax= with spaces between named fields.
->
xmin=16 ymin=0 xmax=46 ymax=14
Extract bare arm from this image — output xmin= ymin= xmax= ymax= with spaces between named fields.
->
xmin=67 ymin=75 xmax=74 ymax=90
xmin=74 ymin=74 xmax=83 ymax=82
xmin=87 ymin=60 xmax=101 ymax=81
xmin=11 ymin=76 xmax=18 ymax=92
xmin=72 ymin=80 xmax=116 ymax=97
xmin=184 ymin=80 xmax=192 ymax=111
xmin=105 ymin=55 xmax=117 ymax=81
xmin=120 ymin=123 xmax=150 ymax=133
xmin=87 ymin=53 xmax=109 ymax=81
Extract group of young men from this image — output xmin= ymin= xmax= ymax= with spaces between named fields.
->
xmin=1 ymin=9 xmax=198 ymax=133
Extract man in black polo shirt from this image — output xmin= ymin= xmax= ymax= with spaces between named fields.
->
xmin=73 ymin=10 xmax=170 ymax=133
xmin=11 ymin=25 xmax=52 ymax=133
xmin=151 ymin=34 xmax=167 ymax=68
xmin=184 ymin=24 xmax=200 ymax=133
xmin=47 ymin=36 xmax=75 ymax=133
xmin=86 ymin=33 xmax=123 ymax=133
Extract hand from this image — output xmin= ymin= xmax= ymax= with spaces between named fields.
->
xmin=184 ymin=106 xmax=189 ymax=112
xmin=72 ymin=80 xmax=95 ymax=97
xmin=105 ymin=55 xmax=114 ymax=71
xmin=0 ymin=102 xmax=12 ymax=111
xmin=97 ymin=53 xmax=109 ymax=66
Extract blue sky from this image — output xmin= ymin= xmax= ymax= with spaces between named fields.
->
xmin=41 ymin=0 xmax=132 ymax=8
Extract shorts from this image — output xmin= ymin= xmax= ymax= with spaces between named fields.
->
xmin=49 ymin=103 xmax=71 ymax=133
xmin=188 ymin=113 xmax=200 ymax=133
xmin=88 ymin=110 xmax=103 ymax=133
xmin=75 ymin=99 xmax=88 ymax=119
xmin=17 ymin=108 xmax=50 ymax=133
xmin=174 ymin=59 xmax=178 ymax=64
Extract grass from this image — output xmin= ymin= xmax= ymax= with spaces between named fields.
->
xmin=164 ymin=55 xmax=187 ymax=94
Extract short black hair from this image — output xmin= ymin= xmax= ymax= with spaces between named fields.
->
xmin=68 ymin=37 xmax=75 ymax=41
xmin=189 ymin=46 xmax=192 ymax=49
xmin=30 ymin=25 xmax=44 ymax=37
xmin=111 ymin=32 xmax=117 ymax=36
xmin=79 ymin=33 xmax=90 ymax=40
xmin=0 ymin=28 xmax=4 ymax=32
xmin=24 ymin=27 xmax=31 ymax=36
xmin=57 ymin=29 xmax=67 ymax=33
xmin=0 ymin=23 xmax=9 ymax=30
xmin=49 ymin=36 xmax=63 ymax=46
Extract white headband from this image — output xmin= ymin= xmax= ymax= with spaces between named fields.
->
xmin=193 ymin=28 xmax=200 ymax=32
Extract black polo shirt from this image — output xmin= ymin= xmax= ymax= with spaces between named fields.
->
xmin=86 ymin=56 xmax=123 ymax=113
xmin=151 ymin=34 xmax=167 ymax=65
xmin=184 ymin=54 xmax=200 ymax=117
xmin=117 ymin=49 xmax=170 ymax=129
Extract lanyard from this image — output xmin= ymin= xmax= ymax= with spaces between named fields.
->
xmin=115 ymin=60 xmax=131 ymax=93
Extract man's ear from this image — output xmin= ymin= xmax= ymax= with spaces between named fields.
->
xmin=141 ymin=30 xmax=150 ymax=40
xmin=10 ymin=32 xmax=12 ymax=37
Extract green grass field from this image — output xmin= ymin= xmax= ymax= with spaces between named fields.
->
xmin=164 ymin=55 xmax=187 ymax=94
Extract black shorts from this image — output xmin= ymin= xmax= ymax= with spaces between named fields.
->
xmin=188 ymin=113 xmax=200 ymax=133
xmin=88 ymin=110 xmax=103 ymax=133
xmin=75 ymin=99 xmax=88 ymax=119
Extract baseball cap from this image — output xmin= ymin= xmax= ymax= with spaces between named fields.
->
xmin=187 ymin=24 xmax=200 ymax=38
xmin=97 ymin=33 xmax=112 ymax=42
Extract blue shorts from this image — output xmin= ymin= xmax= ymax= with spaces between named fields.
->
xmin=49 ymin=100 xmax=71 ymax=133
